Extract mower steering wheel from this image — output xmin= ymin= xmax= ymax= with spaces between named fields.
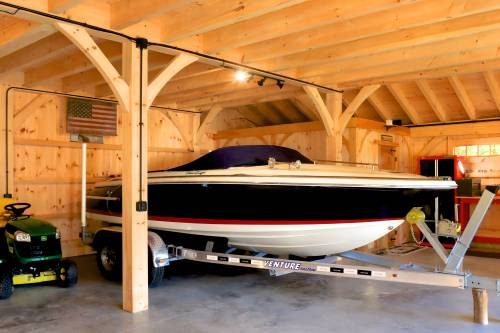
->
xmin=4 ymin=203 xmax=31 ymax=219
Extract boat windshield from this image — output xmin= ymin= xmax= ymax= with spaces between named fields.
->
xmin=168 ymin=145 xmax=314 ymax=171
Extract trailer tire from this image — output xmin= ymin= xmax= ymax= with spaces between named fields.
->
xmin=0 ymin=267 xmax=13 ymax=299
xmin=96 ymin=241 xmax=122 ymax=281
xmin=148 ymin=249 xmax=164 ymax=288
xmin=57 ymin=260 xmax=78 ymax=288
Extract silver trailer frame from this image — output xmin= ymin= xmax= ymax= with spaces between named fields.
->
xmin=157 ymin=186 xmax=499 ymax=325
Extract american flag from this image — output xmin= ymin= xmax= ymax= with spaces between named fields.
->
xmin=67 ymin=98 xmax=117 ymax=136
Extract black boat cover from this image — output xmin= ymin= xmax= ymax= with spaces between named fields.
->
xmin=168 ymin=145 xmax=314 ymax=171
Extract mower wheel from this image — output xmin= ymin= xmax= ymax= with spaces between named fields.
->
xmin=0 ymin=268 xmax=13 ymax=299
xmin=96 ymin=242 xmax=122 ymax=281
xmin=57 ymin=260 xmax=78 ymax=288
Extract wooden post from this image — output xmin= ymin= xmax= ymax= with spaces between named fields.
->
xmin=326 ymin=92 xmax=343 ymax=161
xmin=0 ymin=84 xmax=14 ymax=197
xmin=121 ymin=40 xmax=149 ymax=313
xmin=472 ymin=288 xmax=488 ymax=325
xmin=54 ymin=22 xmax=197 ymax=313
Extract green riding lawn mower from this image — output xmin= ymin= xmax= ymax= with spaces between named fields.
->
xmin=0 ymin=201 xmax=78 ymax=299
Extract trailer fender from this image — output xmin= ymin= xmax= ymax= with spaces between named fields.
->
xmin=148 ymin=231 xmax=169 ymax=268
xmin=93 ymin=228 xmax=169 ymax=268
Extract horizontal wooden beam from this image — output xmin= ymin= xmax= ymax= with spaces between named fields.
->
xmin=194 ymin=0 xmax=415 ymax=54
xmin=213 ymin=121 xmax=323 ymax=140
xmin=410 ymin=121 xmax=500 ymax=137
xmin=348 ymin=118 xmax=410 ymax=136
xmin=16 ymin=176 xmax=106 ymax=185
xmin=214 ymin=117 xmax=410 ymax=140
xmin=374 ymin=140 xmax=399 ymax=147
xmin=337 ymin=58 xmax=500 ymax=88
xmin=111 ymin=0 xmax=195 ymax=29
xmin=14 ymin=138 xmax=195 ymax=153
xmin=235 ymin=1 xmax=500 ymax=65
xmin=161 ymin=0 xmax=306 ymax=42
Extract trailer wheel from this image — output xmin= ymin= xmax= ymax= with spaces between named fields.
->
xmin=0 ymin=267 xmax=13 ymax=299
xmin=96 ymin=242 xmax=122 ymax=281
xmin=57 ymin=260 xmax=78 ymax=288
xmin=148 ymin=249 xmax=164 ymax=288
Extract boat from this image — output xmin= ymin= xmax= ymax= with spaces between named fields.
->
xmin=86 ymin=145 xmax=457 ymax=256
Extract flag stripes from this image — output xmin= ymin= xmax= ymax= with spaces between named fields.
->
xmin=67 ymin=98 xmax=117 ymax=136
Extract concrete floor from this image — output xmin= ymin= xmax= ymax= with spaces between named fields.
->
xmin=1 ymin=248 xmax=500 ymax=333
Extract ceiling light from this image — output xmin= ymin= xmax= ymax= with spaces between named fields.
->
xmin=257 ymin=77 xmax=266 ymax=86
xmin=276 ymin=79 xmax=284 ymax=89
xmin=235 ymin=70 xmax=250 ymax=82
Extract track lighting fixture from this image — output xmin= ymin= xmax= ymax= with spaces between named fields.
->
xmin=276 ymin=79 xmax=284 ymax=89
xmin=257 ymin=77 xmax=266 ymax=86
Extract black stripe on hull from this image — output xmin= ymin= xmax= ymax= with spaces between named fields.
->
xmin=87 ymin=184 xmax=455 ymax=222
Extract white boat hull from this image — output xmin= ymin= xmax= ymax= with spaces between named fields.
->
xmin=87 ymin=212 xmax=404 ymax=256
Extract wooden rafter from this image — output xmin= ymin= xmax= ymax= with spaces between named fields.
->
xmin=197 ymin=0 xmax=412 ymax=54
xmin=482 ymin=71 xmax=500 ymax=114
xmin=0 ymin=33 xmax=73 ymax=74
xmin=49 ymin=0 xmax=86 ymax=13
xmin=386 ymin=84 xmax=423 ymax=124
xmin=448 ymin=75 xmax=476 ymax=120
xmin=161 ymin=0 xmax=307 ymax=43
xmin=235 ymin=1 xmax=500 ymax=65
xmin=0 ymin=18 xmax=54 ymax=58
xmin=367 ymin=92 xmax=391 ymax=121
xmin=111 ymin=0 xmax=197 ymax=29
xmin=416 ymin=80 xmax=448 ymax=122
xmin=24 ymin=40 xmax=122 ymax=86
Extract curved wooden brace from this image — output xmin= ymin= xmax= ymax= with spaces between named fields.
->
xmin=146 ymin=53 xmax=198 ymax=108
xmin=339 ymin=84 xmax=380 ymax=132
xmin=196 ymin=105 xmax=223 ymax=145
xmin=303 ymin=86 xmax=335 ymax=136
xmin=357 ymin=130 xmax=372 ymax=156
xmin=253 ymin=136 xmax=269 ymax=145
xmin=54 ymin=22 xmax=130 ymax=111
xmin=417 ymin=136 xmax=446 ymax=157
xmin=14 ymin=94 xmax=53 ymax=126
xmin=155 ymin=108 xmax=194 ymax=151
xmin=278 ymin=133 xmax=294 ymax=146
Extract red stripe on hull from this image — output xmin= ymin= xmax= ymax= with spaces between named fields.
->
xmin=88 ymin=209 xmax=402 ymax=225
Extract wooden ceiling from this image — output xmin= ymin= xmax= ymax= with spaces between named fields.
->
xmin=2 ymin=0 xmax=500 ymax=127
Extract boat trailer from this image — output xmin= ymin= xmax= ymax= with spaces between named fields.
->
xmin=157 ymin=185 xmax=499 ymax=325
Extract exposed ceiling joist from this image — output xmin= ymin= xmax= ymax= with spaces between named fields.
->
xmin=448 ymin=75 xmax=476 ymax=120
xmin=387 ymin=84 xmax=423 ymax=124
xmin=482 ymin=71 xmax=500 ymax=114
xmin=416 ymin=80 xmax=448 ymax=122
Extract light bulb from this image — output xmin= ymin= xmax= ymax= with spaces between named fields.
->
xmin=234 ymin=70 xmax=250 ymax=82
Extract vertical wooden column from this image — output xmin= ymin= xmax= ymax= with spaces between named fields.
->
xmin=121 ymin=41 xmax=149 ymax=313
xmin=326 ymin=92 xmax=343 ymax=161
xmin=0 ymin=84 xmax=14 ymax=197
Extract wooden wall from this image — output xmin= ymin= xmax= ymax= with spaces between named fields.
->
xmin=10 ymin=90 xmax=200 ymax=256
xmin=5 ymin=90 xmax=499 ymax=255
